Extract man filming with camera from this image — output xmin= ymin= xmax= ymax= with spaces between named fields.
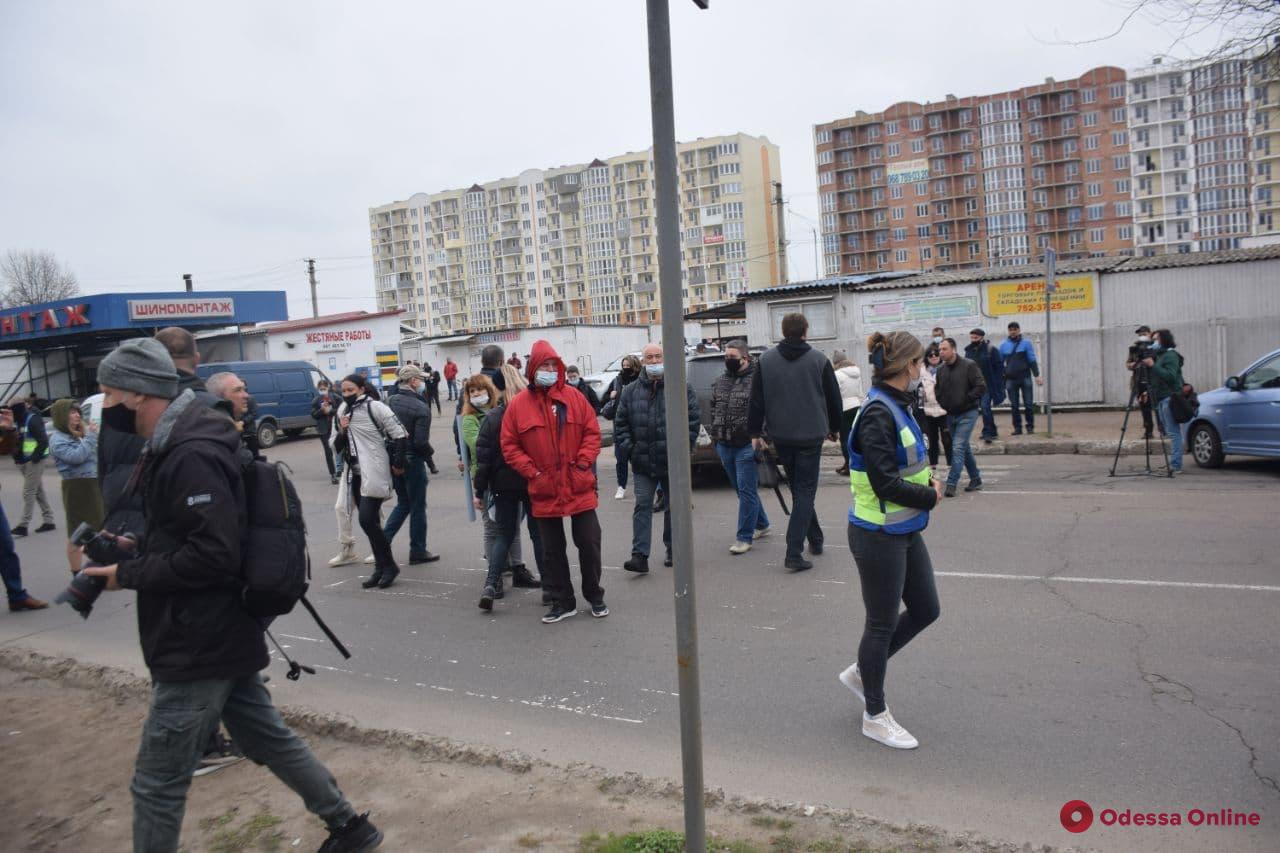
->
xmin=81 ymin=339 xmax=382 ymax=853
xmin=1125 ymin=325 xmax=1157 ymax=439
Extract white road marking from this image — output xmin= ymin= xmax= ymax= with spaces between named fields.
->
xmin=280 ymin=634 xmax=322 ymax=643
xmin=325 ymin=580 xmax=348 ymax=588
xmin=936 ymin=570 xmax=1280 ymax=593
xmin=980 ymin=490 xmax=1149 ymax=496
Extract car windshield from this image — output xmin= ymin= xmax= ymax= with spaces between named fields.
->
xmin=1243 ymin=353 xmax=1280 ymax=390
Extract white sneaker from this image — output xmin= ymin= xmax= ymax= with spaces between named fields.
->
xmin=363 ymin=554 xmax=376 ymax=564
xmin=328 ymin=547 xmax=359 ymax=567
xmin=838 ymin=663 xmax=864 ymax=703
xmin=614 ymin=486 xmax=626 ymax=500
xmin=752 ymin=526 xmax=771 ymax=540
xmin=729 ymin=541 xmax=751 ymax=555
xmin=862 ymin=709 xmax=918 ymax=750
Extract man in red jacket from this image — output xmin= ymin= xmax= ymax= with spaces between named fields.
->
xmin=443 ymin=358 xmax=459 ymax=400
xmin=500 ymin=340 xmax=606 ymax=623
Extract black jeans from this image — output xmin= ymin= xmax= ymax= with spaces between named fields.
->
xmin=536 ymin=510 xmax=604 ymax=608
xmin=319 ymin=432 xmax=336 ymax=479
xmin=351 ymin=475 xmax=394 ymax=573
xmin=774 ymin=441 xmax=824 ymax=561
xmin=921 ymin=414 xmax=951 ymax=467
xmin=838 ymin=408 xmax=858 ymax=467
xmin=849 ymin=525 xmax=940 ymax=716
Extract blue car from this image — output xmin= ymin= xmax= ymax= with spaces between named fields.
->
xmin=1185 ymin=348 xmax=1280 ymax=468
xmin=196 ymin=360 xmax=330 ymax=448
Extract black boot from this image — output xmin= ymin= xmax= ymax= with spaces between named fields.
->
xmin=360 ymin=571 xmax=383 ymax=589
xmin=376 ymin=568 xmax=399 ymax=589
xmin=510 ymin=564 xmax=540 ymax=588
xmin=623 ymin=553 xmax=650 ymax=574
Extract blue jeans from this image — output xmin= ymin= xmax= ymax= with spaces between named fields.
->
xmin=1006 ymin=377 xmax=1035 ymax=431
xmin=485 ymin=492 xmax=536 ymax=586
xmin=0 ymin=502 xmax=30 ymax=604
xmin=614 ymin=444 xmax=630 ymax=490
xmin=945 ymin=409 xmax=982 ymax=488
xmin=132 ymin=674 xmax=355 ymax=852
xmin=715 ymin=442 xmax=771 ymax=543
xmin=383 ymin=454 xmax=428 ymax=556
xmin=774 ymin=441 xmax=824 ymax=561
xmin=978 ymin=391 xmax=997 ymax=439
xmin=1157 ymin=397 xmax=1184 ymax=472
xmin=631 ymin=469 xmax=670 ymax=558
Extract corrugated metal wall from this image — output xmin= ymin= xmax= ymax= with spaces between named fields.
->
xmin=745 ymin=258 xmax=1280 ymax=405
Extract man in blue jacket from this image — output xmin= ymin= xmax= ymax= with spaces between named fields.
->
xmin=998 ymin=321 xmax=1044 ymax=435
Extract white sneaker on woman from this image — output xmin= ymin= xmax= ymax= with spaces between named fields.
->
xmin=862 ymin=709 xmax=918 ymax=750
xmin=614 ymin=486 xmax=626 ymax=500
xmin=838 ymin=662 xmax=864 ymax=702
xmin=328 ymin=546 xmax=359 ymax=567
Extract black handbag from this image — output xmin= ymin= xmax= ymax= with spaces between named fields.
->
xmin=1168 ymin=389 xmax=1195 ymax=424
xmin=755 ymin=450 xmax=790 ymax=515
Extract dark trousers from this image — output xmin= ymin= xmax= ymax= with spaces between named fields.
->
xmin=319 ymin=432 xmax=336 ymax=479
xmin=838 ymin=408 xmax=859 ymax=466
xmin=1138 ymin=391 xmax=1155 ymax=436
xmin=446 ymin=379 xmax=457 ymax=400
xmin=849 ymin=525 xmax=940 ymax=717
xmin=0 ymin=502 xmax=30 ymax=604
xmin=774 ymin=441 xmax=824 ymax=561
xmin=921 ymin=414 xmax=951 ymax=467
xmin=1006 ymin=376 xmax=1035 ymax=432
xmin=351 ymin=475 xmax=394 ymax=573
xmin=614 ymin=444 xmax=630 ymax=490
xmin=383 ymin=455 xmax=428 ymax=557
xmin=978 ymin=391 xmax=998 ymax=440
xmin=486 ymin=492 xmax=540 ymax=587
xmin=536 ymin=510 xmax=604 ymax=608
xmin=428 ymin=391 xmax=441 ymax=414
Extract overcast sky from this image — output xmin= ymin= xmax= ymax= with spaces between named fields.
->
xmin=0 ymin=1 xmax=1224 ymax=319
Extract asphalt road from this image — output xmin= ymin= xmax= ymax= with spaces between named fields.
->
xmin=2 ymin=415 xmax=1277 ymax=853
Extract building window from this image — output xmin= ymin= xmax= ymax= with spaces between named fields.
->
xmin=1113 ymin=155 xmax=1128 ymax=171
xmin=1089 ymin=227 xmax=1105 ymax=242
xmin=911 ymin=138 xmax=925 ymax=153
xmin=1083 ymin=112 xmax=1098 ymax=127
xmin=1087 ymin=204 xmax=1105 ymax=221
xmin=1086 ymin=158 xmax=1103 ymax=174
xmin=1111 ymin=131 xmax=1128 ymax=147
xmin=909 ymin=116 xmax=923 ymax=131
xmin=815 ymin=128 xmax=832 ymax=145
xmin=890 ymin=185 xmax=904 ymax=199
xmin=1082 ymin=88 xmax=1096 ymax=104
xmin=915 ymin=182 xmax=928 ymax=196
xmin=915 ymin=203 xmax=928 ymax=217
xmin=1112 ymin=106 xmax=1127 ymax=123
xmin=818 ymin=150 xmax=834 ymax=165
xmin=895 ymin=248 xmax=909 ymax=262
xmin=768 ymin=299 xmax=835 ymax=340
xmin=1085 ymin=134 xmax=1100 ymax=150
xmin=887 ymin=142 xmax=901 ymax=157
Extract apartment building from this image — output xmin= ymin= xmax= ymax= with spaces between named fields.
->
xmin=369 ymin=132 xmax=782 ymax=335
xmin=814 ymin=67 xmax=1133 ymax=277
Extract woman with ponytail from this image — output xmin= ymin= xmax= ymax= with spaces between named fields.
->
xmin=838 ymin=331 xmax=943 ymax=750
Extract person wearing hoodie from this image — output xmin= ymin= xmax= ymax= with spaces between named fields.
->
xmin=837 ymin=331 xmax=942 ymax=750
xmin=500 ymin=340 xmax=606 ymax=624
xmin=747 ymin=312 xmax=843 ymax=572
xmin=9 ymin=397 xmax=56 ymax=538
xmin=49 ymin=399 xmax=105 ymax=574
xmin=334 ymin=374 xmax=408 ymax=589
xmin=833 ymin=352 xmax=864 ymax=477
xmin=600 ymin=354 xmax=642 ymax=500
xmin=564 ymin=364 xmax=601 ymax=413
xmin=1144 ymin=328 xmax=1187 ymax=474
xmin=81 ymin=339 xmax=383 ymax=853
xmin=614 ymin=342 xmax=700 ymax=573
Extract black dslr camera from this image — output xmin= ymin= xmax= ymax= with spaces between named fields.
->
xmin=54 ymin=523 xmax=137 ymax=619
xmin=1128 ymin=339 xmax=1154 ymax=390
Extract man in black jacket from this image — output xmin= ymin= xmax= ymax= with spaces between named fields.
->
xmin=382 ymin=366 xmax=439 ymax=565
xmin=82 ymin=338 xmax=381 ymax=853
xmin=614 ymin=342 xmax=700 ymax=573
xmin=710 ymin=340 xmax=770 ymax=554
xmin=935 ymin=338 xmax=986 ymax=497
xmin=963 ymin=328 xmax=1002 ymax=443
xmin=747 ymin=313 xmax=843 ymax=572
xmin=565 ymin=364 xmax=601 ymax=413
xmin=312 ymin=378 xmax=342 ymax=483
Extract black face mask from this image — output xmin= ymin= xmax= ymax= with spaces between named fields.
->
xmin=342 ymin=393 xmax=360 ymax=408
xmin=724 ymin=358 xmax=742 ymax=374
xmin=102 ymin=403 xmax=137 ymax=434
xmin=620 ymin=368 xmax=636 ymax=381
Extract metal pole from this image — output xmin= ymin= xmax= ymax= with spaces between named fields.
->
xmin=773 ymin=180 xmax=788 ymax=284
xmin=645 ymin=1 xmax=705 ymax=849
xmin=1043 ymin=248 xmax=1055 ymax=437
xmin=307 ymin=258 xmax=319 ymax=318
xmin=811 ymin=227 xmax=819 ymax=279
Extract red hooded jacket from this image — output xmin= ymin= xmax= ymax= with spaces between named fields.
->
xmin=500 ymin=340 xmax=601 ymax=518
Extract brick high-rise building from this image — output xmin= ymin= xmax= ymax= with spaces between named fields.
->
xmin=370 ymin=132 xmax=782 ymax=335
xmin=814 ymin=67 xmax=1133 ymax=276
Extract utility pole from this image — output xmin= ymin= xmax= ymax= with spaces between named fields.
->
xmin=1043 ymin=248 xmax=1056 ymax=437
xmin=182 ymin=273 xmax=193 ymax=292
xmin=811 ymin=227 xmax=820 ymax=280
xmin=773 ymin=180 xmax=788 ymax=284
xmin=647 ymin=1 xmax=707 ymax=850
xmin=306 ymin=258 xmax=318 ymax=318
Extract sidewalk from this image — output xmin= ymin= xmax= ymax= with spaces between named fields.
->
xmin=0 ymin=650 xmax=1061 ymax=853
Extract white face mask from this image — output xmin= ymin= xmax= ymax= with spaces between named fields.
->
xmin=535 ymin=370 xmax=558 ymax=388
xmin=469 ymin=394 xmax=489 ymax=407
xmin=567 ymin=376 xmax=580 ymax=386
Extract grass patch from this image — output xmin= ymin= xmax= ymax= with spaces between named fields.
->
xmin=750 ymin=816 xmax=794 ymax=830
xmin=516 ymin=833 xmax=544 ymax=848
xmin=205 ymin=812 xmax=285 ymax=853
xmin=769 ymin=835 xmax=800 ymax=853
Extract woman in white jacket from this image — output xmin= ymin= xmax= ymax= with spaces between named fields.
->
xmin=918 ymin=346 xmax=952 ymax=468
xmin=834 ymin=353 xmax=863 ymax=477
xmin=334 ymin=374 xmax=408 ymax=589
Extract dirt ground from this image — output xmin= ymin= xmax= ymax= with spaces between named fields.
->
xmin=0 ymin=658 xmax=1061 ymax=853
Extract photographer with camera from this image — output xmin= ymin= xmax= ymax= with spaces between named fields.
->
xmin=80 ymin=339 xmax=383 ymax=853
xmin=1125 ymin=325 xmax=1157 ymax=439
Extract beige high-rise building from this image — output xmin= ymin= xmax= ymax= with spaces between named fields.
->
xmin=369 ymin=132 xmax=782 ymax=335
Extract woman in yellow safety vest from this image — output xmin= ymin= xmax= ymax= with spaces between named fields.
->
xmin=839 ymin=331 xmax=943 ymax=750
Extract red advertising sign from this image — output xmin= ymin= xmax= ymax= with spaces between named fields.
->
xmin=0 ymin=304 xmax=91 ymax=336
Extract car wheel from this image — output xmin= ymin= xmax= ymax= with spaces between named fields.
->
xmin=257 ymin=421 xmax=278 ymax=449
xmin=1190 ymin=423 xmax=1223 ymax=468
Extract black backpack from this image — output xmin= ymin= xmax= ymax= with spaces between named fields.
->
xmin=240 ymin=458 xmax=350 ymax=678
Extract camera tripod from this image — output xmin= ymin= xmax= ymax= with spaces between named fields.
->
xmin=1109 ymin=368 xmax=1173 ymax=478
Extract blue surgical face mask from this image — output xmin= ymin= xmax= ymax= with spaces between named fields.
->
xmin=535 ymin=370 xmax=558 ymax=388
xmin=645 ymin=363 xmax=665 ymax=378
xmin=567 ymin=376 xmax=580 ymax=386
